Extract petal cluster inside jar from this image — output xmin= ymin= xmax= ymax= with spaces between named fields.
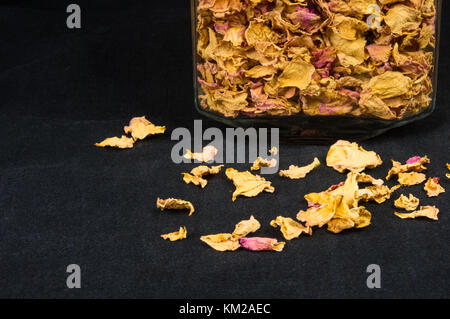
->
xmin=195 ymin=0 xmax=437 ymax=119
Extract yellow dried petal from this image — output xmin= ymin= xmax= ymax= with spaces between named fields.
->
xmin=363 ymin=71 xmax=412 ymax=99
xmin=394 ymin=194 xmax=420 ymax=211
xmin=395 ymin=206 xmax=439 ymax=221
xmin=357 ymin=185 xmax=400 ymax=204
xmin=161 ymin=226 xmax=187 ymax=242
xmin=269 ymin=147 xmax=278 ymax=155
xmin=297 ymin=201 xmax=337 ymax=228
xmin=184 ymin=145 xmax=218 ymax=162
xmin=182 ymin=165 xmax=224 ymax=188
xmin=279 ymin=158 xmax=320 ymax=179
xmin=327 ymin=218 xmax=355 ymax=234
xmin=156 ymin=198 xmax=195 ymax=216
xmin=356 ymin=173 xmax=384 ymax=186
xmin=124 ymin=116 xmax=166 ymax=141
xmin=232 ymin=215 xmax=261 ymax=237
xmin=385 ymin=4 xmax=421 ymax=35
xmin=398 ymin=172 xmax=426 ymax=186
xmin=270 ymin=216 xmax=312 ymax=240
xmin=386 ymin=156 xmax=430 ymax=180
xmin=424 ymin=177 xmax=445 ymax=197
xmin=278 ymin=58 xmax=315 ymax=91
xmin=225 ymin=168 xmax=275 ymax=201
xmin=251 ymin=157 xmax=277 ymax=171
xmin=200 ymin=233 xmax=240 ymax=252
xmin=95 ymin=135 xmax=134 ymax=149
xmin=326 ymin=140 xmax=382 ymax=173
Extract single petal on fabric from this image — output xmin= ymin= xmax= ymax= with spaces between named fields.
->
xmin=200 ymin=233 xmax=240 ymax=251
xmin=95 ymin=135 xmax=135 ymax=149
xmin=394 ymin=194 xmax=420 ymax=211
xmin=156 ymin=198 xmax=195 ymax=216
xmin=270 ymin=216 xmax=312 ymax=240
xmin=239 ymin=237 xmax=285 ymax=252
xmin=182 ymin=165 xmax=224 ymax=188
xmin=225 ymin=168 xmax=275 ymax=201
xmin=251 ymin=157 xmax=277 ymax=171
xmin=395 ymin=206 xmax=439 ymax=221
xmin=184 ymin=145 xmax=218 ymax=162
xmin=233 ymin=215 xmax=261 ymax=237
xmin=326 ymin=140 xmax=383 ymax=173
xmin=424 ymin=177 xmax=445 ymax=197
xmin=398 ymin=172 xmax=426 ymax=186
xmin=279 ymin=157 xmax=320 ymax=179
xmin=161 ymin=226 xmax=187 ymax=242
xmin=124 ymin=116 xmax=166 ymax=141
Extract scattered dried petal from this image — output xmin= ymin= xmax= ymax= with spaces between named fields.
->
xmin=327 ymin=140 xmax=382 ymax=173
xmin=184 ymin=145 xmax=218 ymax=162
xmin=156 ymin=198 xmax=195 ymax=216
xmin=251 ymin=157 xmax=277 ymax=171
xmin=270 ymin=216 xmax=312 ymax=240
xmin=124 ymin=116 xmax=166 ymax=141
xmin=386 ymin=156 xmax=430 ymax=180
xmin=200 ymin=233 xmax=240 ymax=252
xmin=161 ymin=226 xmax=187 ymax=242
xmin=233 ymin=215 xmax=261 ymax=237
xmin=394 ymin=194 xmax=420 ymax=211
xmin=424 ymin=177 xmax=445 ymax=197
xmin=239 ymin=237 xmax=285 ymax=252
xmin=182 ymin=165 xmax=224 ymax=188
xmin=279 ymin=158 xmax=320 ymax=179
xmin=398 ymin=172 xmax=426 ymax=186
xmin=357 ymin=185 xmax=400 ymax=204
xmin=225 ymin=168 xmax=275 ymax=201
xmin=395 ymin=206 xmax=439 ymax=221
xmin=95 ymin=136 xmax=134 ymax=149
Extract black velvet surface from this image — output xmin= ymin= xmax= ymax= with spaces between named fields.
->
xmin=0 ymin=1 xmax=449 ymax=298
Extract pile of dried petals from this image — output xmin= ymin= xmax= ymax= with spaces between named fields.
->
xmin=195 ymin=0 xmax=436 ymax=119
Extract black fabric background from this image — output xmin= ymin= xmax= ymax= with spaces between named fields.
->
xmin=0 ymin=1 xmax=448 ymax=298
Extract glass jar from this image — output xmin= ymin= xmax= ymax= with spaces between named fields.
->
xmin=191 ymin=0 xmax=441 ymax=142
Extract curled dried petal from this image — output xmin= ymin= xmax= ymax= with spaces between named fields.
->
xmin=394 ymin=194 xmax=420 ymax=211
xmin=239 ymin=237 xmax=285 ymax=252
xmin=233 ymin=215 xmax=261 ymax=237
xmin=124 ymin=116 xmax=166 ymax=141
xmin=95 ymin=136 xmax=134 ymax=149
xmin=424 ymin=177 xmax=445 ymax=197
xmin=270 ymin=216 xmax=312 ymax=240
xmin=398 ymin=172 xmax=426 ymax=186
xmin=201 ymin=233 xmax=240 ymax=252
xmin=161 ymin=226 xmax=187 ymax=242
xmin=251 ymin=157 xmax=277 ymax=171
xmin=184 ymin=145 xmax=218 ymax=162
xmin=327 ymin=140 xmax=382 ymax=173
xmin=279 ymin=157 xmax=320 ymax=179
xmin=182 ymin=165 xmax=224 ymax=188
xmin=395 ymin=206 xmax=439 ymax=221
xmin=156 ymin=198 xmax=195 ymax=216
xmin=225 ymin=168 xmax=275 ymax=201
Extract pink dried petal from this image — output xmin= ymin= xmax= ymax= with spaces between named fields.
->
xmin=406 ymin=156 xmax=422 ymax=164
xmin=239 ymin=237 xmax=283 ymax=252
